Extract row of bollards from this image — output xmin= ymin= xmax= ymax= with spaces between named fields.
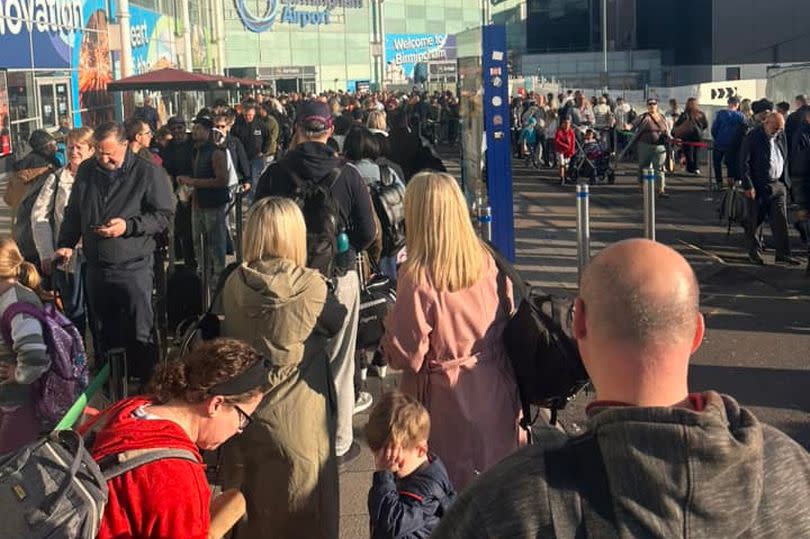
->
xmin=576 ymin=166 xmax=657 ymax=281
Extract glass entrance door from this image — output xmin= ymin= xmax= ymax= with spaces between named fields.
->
xmin=37 ymin=78 xmax=71 ymax=130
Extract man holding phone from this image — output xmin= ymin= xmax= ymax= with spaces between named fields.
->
xmin=56 ymin=121 xmax=174 ymax=385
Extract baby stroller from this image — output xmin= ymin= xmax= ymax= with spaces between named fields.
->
xmin=564 ymin=129 xmax=616 ymax=185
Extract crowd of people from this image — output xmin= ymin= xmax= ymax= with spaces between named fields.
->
xmin=513 ymin=90 xmax=810 ymax=271
xmin=0 ymin=85 xmax=807 ymax=539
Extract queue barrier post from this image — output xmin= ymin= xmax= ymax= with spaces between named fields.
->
xmin=643 ymin=165 xmax=656 ymax=241
xmin=576 ymin=184 xmax=591 ymax=281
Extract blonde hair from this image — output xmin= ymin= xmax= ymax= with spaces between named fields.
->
xmin=242 ymin=197 xmax=307 ymax=267
xmin=367 ymin=110 xmax=387 ymax=131
xmin=0 ymin=238 xmax=46 ymax=298
xmin=365 ymin=391 xmax=430 ymax=452
xmin=403 ymin=172 xmax=484 ymax=292
xmin=66 ymin=127 xmax=94 ymax=147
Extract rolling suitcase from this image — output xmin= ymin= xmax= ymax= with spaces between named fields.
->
xmin=165 ymin=221 xmax=204 ymax=334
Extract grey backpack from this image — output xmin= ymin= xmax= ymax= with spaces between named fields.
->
xmin=0 ymin=429 xmax=197 ymax=538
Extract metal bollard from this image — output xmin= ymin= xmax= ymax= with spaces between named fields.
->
xmin=643 ymin=165 xmax=656 ymax=241
xmin=576 ymin=184 xmax=591 ymax=281
xmin=478 ymin=205 xmax=493 ymax=242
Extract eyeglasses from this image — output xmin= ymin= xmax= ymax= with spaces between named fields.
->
xmin=232 ymin=404 xmax=252 ymax=431
xmin=139 ymin=130 xmax=153 ymax=137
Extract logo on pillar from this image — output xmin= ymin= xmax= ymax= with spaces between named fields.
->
xmin=235 ymin=0 xmax=279 ymax=33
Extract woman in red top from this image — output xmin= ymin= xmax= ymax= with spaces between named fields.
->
xmin=82 ymin=339 xmax=270 ymax=539
xmin=554 ymin=117 xmax=576 ymax=183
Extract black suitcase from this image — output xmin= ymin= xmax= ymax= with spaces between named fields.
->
xmin=356 ymin=255 xmax=396 ymax=350
xmin=166 ymin=264 xmax=203 ymax=333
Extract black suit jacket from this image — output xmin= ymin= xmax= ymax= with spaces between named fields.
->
xmin=739 ymin=125 xmax=790 ymax=191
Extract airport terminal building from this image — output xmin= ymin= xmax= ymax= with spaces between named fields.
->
xmin=223 ymin=0 xmax=484 ymax=92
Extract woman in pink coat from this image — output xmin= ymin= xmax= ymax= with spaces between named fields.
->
xmin=382 ymin=171 xmax=525 ymax=491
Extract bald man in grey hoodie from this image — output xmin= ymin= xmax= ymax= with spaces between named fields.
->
xmin=434 ymin=239 xmax=810 ymax=539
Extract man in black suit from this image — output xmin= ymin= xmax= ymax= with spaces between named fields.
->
xmin=739 ymin=112 xmax=800 ymax=266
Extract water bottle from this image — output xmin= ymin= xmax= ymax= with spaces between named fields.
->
xmin=336 ymin=230 xmax=349 ymax=254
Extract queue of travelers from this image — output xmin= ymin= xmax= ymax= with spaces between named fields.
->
xmin=512 ymin=90 xmax=810 ymax=271
xmin=0 ymin=84 xmax=807 ymax=539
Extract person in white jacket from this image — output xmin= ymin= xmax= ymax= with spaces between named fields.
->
xmin=31 ymin=127 xmax=95 ymax=275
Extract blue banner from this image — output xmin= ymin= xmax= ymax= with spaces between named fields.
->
xmin=384 ymin=33 xmax=457 ymax=84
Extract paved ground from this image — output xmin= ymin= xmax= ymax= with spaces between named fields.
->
xmin=339 ymin=149 xmax=810 ymax=537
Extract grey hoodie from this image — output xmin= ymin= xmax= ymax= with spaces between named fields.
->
xmin=433 ymin=392 xmax=810 ymax=538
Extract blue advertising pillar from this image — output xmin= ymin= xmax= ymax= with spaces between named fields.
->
xmin=482 ymin=25 xmax=515 ymax=261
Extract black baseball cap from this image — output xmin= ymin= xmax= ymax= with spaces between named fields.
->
xmin=751 ymin=99 xmax=773 ymax=115
xmin=192 ymin=115 xmax=214 ymax=130
xmin=29 ymin=129 xmax=56 ymax=152
xmin=295 ymin=100 xmax=333 ymax=132
xmin=167 ymin=116 xmax=186 ymax=127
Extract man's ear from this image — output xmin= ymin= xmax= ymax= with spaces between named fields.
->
xmin=573 ymin=297 xmax=587 ymax=340
xmin=690 ymin=312 xmax=705 ymax=355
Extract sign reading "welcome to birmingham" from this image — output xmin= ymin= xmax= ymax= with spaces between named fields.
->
xmin=235 ymin=0 xmax=364 ymax=32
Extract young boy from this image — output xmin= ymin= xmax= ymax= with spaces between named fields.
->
xmin=554 ymin=117 xmax=576 ymax=182
xmin=365 ymin=391 xmax=456 ymax=539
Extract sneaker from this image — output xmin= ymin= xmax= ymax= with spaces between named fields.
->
xmin=370 ymin=365 xmax=388 ymax=379
xmin=353 ymin=391 xmax=373 ymax=415
xmin=748 ymin=252 xmax=765 ymax=266
xmin=658 ymin=191 xmax=670 ymax=198
xmin=337 ymin=441 xmax=361 ymax=470
xmin=694 ymin=169 xmax=701 ymax=175
xmin=775 ymin=254 xmax=801 ymax=266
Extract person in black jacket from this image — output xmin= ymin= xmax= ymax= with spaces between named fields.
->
xmin=725 ymin=99 xmax=772 ymax=185
xmin=738 ymin=112 xmax=800 ymax=266
xmin=788 ymin=108 xmax=810 ymax=273
xmin=785 ymin=94 xmax=810 ymax=149
xmin=254 ymin=99 xmax=376 ymax=467
xmin=161 ymin=116 xmax=196 ymax=269
xmin=387 ymin=108 xmax=446 ymax=184
xmin=365 ymin=391 xmax=456 ymax=539
xmin=56 ymin=122 xmax=174 ymax=383
xmin=233 ymin=104 xmax=270 ymax=200
xmin=177 ymin=115 xmax=229 ymax=296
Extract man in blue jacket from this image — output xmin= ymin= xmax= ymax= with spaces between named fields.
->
xmin=711 ymin=96 xmax=745 ymax=187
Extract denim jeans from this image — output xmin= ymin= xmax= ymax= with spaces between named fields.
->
xmin=637 ymin=142 xmax=667 ymax=193
xmin=248 ymin=157 xmax=267 ymax=201
xmin=192 ymin=204 xmax=228 ymax=299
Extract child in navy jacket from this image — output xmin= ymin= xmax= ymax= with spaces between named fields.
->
xmin=365 ymin=391 xmax=457 ymax=539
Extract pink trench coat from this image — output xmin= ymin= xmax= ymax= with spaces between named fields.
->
xmin=382 ymin=254 xmax=526 ymax=490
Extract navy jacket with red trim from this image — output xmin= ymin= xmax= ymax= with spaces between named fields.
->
xmin=368 ymin=454 xmax=456 ymax=539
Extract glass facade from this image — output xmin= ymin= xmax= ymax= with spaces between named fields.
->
xmin=0 ymin=0 xmax=203 ymax=173
xmin=224 ymin=0 xmax=483 ymax=91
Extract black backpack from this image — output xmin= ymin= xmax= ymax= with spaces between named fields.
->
xmin=487 ymin=244 xmax=590 ymax=437
xmin=370 ymin=164 xmax=406 ymax=257
xmin=13 ymin=171 xmax=56 ymax=266
xmin=289 ymin=166 xmax=343 ymax=277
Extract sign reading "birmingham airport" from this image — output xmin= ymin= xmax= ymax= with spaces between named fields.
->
xmin=235 ymin=0 xmax=363 ymax=32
